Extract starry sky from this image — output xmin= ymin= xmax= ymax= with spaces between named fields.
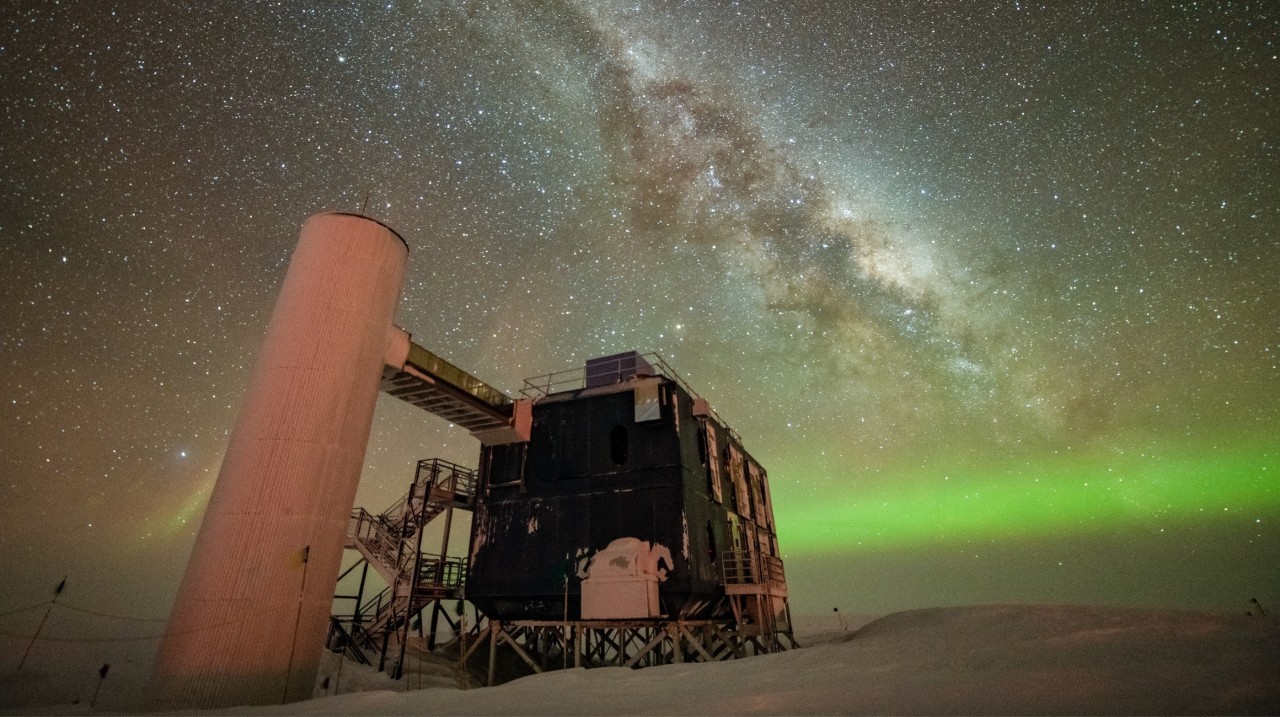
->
xmin=1 ymin=0 xmax=1277 ymax=642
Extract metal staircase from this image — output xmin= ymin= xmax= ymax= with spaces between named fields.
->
xmin=721 ymin=549 xmax=796 ymax=651
xmin=328 ymin=458 xmax=476 ymax=672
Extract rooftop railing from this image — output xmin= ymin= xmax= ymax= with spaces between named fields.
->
xmin=518 ymin=352 xmax=740 ymax=438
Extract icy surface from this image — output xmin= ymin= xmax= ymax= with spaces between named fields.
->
xmin=4 ymin=604 xmax=1278 ymax=715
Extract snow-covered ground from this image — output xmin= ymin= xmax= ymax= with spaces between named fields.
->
xmin=5 ymin=604 xmax=1278 ymax=715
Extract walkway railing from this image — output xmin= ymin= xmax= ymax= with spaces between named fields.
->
xmin=721 ymin=550 xmax=786 ymax=588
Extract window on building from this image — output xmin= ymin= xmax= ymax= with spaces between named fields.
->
xmin=696 ymin=422 xmax=708 ymax=465
xmin=610 ymin=425 xmax=629 ymax=465
xmin=706 ymin=520 xmax=717 ymax=563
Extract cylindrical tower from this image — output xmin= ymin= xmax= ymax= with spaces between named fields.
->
xmin=151 ymin=213 xmax=408 ymax=708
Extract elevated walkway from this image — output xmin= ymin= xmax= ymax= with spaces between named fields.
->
xmin=382 ymin=340 xmax=524 ymax=440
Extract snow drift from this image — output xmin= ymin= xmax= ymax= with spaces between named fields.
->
xmin=4 ymin=604 xmax=1277 ymax=715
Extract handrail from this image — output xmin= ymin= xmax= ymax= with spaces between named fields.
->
xmin=379 ymin=491 xmax=411 ymax=524
xmin=334 ymin=457 xmax=479 ymax=668
xmin=327 ymin=616 xmax=373 ymax=665
xmin=405 ymin=343 xmax=512 ymax=409
xmin=414 ymin=457 xmax=478 ymax=503
xmin=348 ymin=459 xmax=478 ymax=588
xmin=355 ymin=585 xmax=393 ymax=622
xmin=518 ymin=352 xmax=742 ymax=443
xmin=721 ymin=550 xmax=786 ymax=587
xmin=415 ymin=554 xmax=468 ymax=589
xmin=350 ymin=507 xmax=419 ymax=580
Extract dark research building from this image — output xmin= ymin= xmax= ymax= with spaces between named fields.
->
xmin=467 ymin=352 xmax=791 ymax=639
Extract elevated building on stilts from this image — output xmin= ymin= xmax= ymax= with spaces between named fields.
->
xmin=332 ymin=349 xmax=796 ymax=683
xmin=463 ymin=352 xmax=795 ymax=680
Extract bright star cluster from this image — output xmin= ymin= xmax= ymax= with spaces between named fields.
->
xmin=0 ymin=0 xmax=1276 ymax=622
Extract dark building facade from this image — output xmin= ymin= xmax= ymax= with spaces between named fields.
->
xmin=466 ymin=352 xmax=788 ymax=632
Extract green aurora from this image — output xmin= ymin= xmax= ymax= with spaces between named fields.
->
xmin=775 ymin=438 xmax=1279 ymax=554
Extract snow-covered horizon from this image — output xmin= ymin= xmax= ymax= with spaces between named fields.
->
xmin=4 ymin=603 xmax=1277 ymax=715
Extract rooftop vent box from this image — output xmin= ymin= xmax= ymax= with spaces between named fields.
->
xmin=585 ymin=351 xmax=655 ymax=388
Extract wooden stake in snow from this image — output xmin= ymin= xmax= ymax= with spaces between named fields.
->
xmin=90 ymin=663 xmax=110 ymax=708
xmin=17 ymin=577 xmax=65 ymax=670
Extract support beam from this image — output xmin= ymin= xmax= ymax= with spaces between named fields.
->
xmin=669 ymin=623 xmax=683 ymax=664
xmin=462 ymin=623 xmax=489 ymax=665
xmin=679 ymin=625 xmax=716 ymax=663
xmin=487 ymin=622 xmax=499 ymax=687
xmin=459 ymin=617 xmax=796 ymax=686
xmin=623 ymin=629 xmax=668 ymax=669
xmin=496 ymin=629 xmax=544 ymax=675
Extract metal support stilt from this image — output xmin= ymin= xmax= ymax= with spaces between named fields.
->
xmin=487 ymin=621 xmax=499 ymax=687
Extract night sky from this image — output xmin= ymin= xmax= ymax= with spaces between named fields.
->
xmin=2 ymin=0 xmax=1277 ymax=640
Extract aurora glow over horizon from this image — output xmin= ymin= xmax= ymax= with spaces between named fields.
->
xmin=778 ymin=438 xmax=1278 ymax=553
xmin=1 ymin=0 xmax=1277 ymax=628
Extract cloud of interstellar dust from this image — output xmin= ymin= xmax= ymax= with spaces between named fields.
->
xmin=454 ymin=0 xmax=1100 ymax=445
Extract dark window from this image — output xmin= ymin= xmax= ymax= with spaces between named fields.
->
xmin=706 ymin=520 xmax=717 ymax=562
xmin=610 ymin=425 xmax=629 ymax=465
xmin=696 ymin=422 xmax=707 ymax=464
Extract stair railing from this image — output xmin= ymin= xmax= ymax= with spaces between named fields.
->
xmin=333 ymin=457 xmax=479 ymax=669
xmin=720 ymin=549 xmax=787 ymax=588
